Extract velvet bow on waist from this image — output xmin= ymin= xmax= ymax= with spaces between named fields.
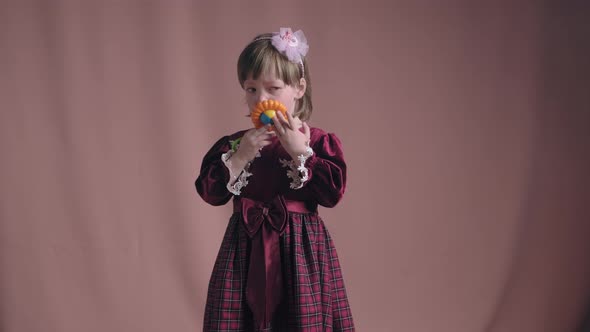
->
xmin=240 ymin=196 xmax=288 ymax=238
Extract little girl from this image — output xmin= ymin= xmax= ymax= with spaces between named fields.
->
xmin=196 ymin=27 xmax=355 ymax=332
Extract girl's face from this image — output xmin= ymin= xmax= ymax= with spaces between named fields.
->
xmin=243 ymin=71 xmax=306 ymax=117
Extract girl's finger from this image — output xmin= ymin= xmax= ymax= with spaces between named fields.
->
xmin=302 ymin=122 xmax=310 ymax=139
xmin=256 ymin=132 xmax=273 ymax=143
xmin=286 ymin=111 xmax=296 ymax=129
xmin=244 ymin=128 xmax=256 ymax=138
xmin=254 ymin=126 xmax=269 ymax=137
xmin=272 ymin=115 xmax=285 ymax=135
xmin=276 ymin=112 xmax=291 ymax=129
xmin=259 ymin=139 xmax=273 ymax=148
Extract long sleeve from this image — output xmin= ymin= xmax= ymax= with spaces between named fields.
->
xmin=301 ymin=130 xmax=347 ymax=208
xmin=195 ymin=135 xmax=233 ymax=206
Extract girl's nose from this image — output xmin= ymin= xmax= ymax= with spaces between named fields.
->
xmin=257 ymin=91 xmax=270 ymax=103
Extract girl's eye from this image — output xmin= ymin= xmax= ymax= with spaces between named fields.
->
xmin=245 ymin=87 xmax=256 ymax=93
xmin=270 ymin=87 xmax=281 ymax=91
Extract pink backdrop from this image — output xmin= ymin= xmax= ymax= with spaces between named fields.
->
xmin=1 ymin=1 xmax=589 ymax=331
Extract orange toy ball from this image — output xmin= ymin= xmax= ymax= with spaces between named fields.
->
xmin=250 ymin=100 xmax=288 ymax=131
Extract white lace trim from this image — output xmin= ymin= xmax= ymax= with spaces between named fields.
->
xmin=221 ymin=147 xmax=260 ymax=196
xmin=279 ymin=146 xmax=314 ymax=190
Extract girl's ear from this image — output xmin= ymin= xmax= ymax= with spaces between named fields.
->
xmin=295 ymin=78 xmax=307 ymax=99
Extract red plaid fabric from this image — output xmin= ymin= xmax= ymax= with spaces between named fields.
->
xmin=203 ymin=211 xmax=355 ymax=331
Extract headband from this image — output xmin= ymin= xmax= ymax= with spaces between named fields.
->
xmin=254 ymin=27 xmax=309 ymax=78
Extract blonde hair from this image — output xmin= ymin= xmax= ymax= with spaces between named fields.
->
xmin=237 ymin=33 xmax=313 ymax=121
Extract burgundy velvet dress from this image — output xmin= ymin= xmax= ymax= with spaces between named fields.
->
xmin=195 ymin=127 xmax=355 ymax=331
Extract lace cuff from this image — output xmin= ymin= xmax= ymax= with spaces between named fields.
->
xmin=221 ymin=140 xmax=259 ymax=195
xmin=279 ymin=145 xmax=314 ymax=190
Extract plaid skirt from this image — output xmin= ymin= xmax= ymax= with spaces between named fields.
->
xmin=203 ymin=205 xmax=355 ymax=331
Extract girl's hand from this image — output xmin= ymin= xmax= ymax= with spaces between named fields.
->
xmin=232 ymin=127 xmax=273 ymax=166
xmin=273 ymin=111 xmax=311 ymax=161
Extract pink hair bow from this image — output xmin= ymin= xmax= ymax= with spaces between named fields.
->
xmin=271 ymin=27 xmax=309 ymax=64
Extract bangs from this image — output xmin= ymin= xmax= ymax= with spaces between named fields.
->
xmin=238 ymin=38 xmax=301 ymax=86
